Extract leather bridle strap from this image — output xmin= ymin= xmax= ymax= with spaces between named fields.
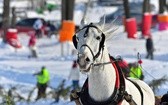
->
xmin=80 ymin=44 xmax=95 ymax=61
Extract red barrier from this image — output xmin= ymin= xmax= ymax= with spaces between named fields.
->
xmin=6 ymin=28 xmax=22 ymax=48
xmin=142 ymin=13 xmax=152 ymax=38
xmin=125 ymin=18 xmax=137 ymax=39
xmin=6 ymin=29 xmax=18 ymax=40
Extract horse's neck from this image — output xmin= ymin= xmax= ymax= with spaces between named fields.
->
xmin=88 ymin=49 xmax=116 ymax=101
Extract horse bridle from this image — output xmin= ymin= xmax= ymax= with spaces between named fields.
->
xmin=72 ymin=23 xmax=105 ymax=61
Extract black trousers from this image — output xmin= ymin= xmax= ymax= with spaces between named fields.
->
xmin=36 ymin=83 xmax=47 ymax=100
xmin=146 ymin=50 xmax=153 ymax=60
xmin=35 ymin=29 xmax=42 ymax=38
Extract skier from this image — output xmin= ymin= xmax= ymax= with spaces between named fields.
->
xmin=116 ymin=56 xmax=130 ymax=77
xmin=34 ymin=66 xmax=50 ymax=100
xmin=129 ymin=62 xmax=144 ymax=80
xmin=145 ymin=36 xmax=154 ymax=60
xmin=68 ymin=60 xmax=80 ymax=90
xmin=28 ymin=34 xmax=37 ymax=58
xmin=160 ymin=92 xmax=168 ymax=105
xmin=33 ymin=18 xmax=43 ymax=38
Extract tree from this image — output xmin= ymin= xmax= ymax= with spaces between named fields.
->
xmin=2 ymin=0 xmax=10 ymax=43
xmin=60 ymin=0 xmax=75 ymax=56
xmin=30 ymin=0 xmax=35 ymax=10
xmin=159 ymin=0 xmax=166 ymax=14
xmin=61 ymin=0 xmax=75 ymax=20
xmin=142 ymin=0 xmax=150 ymax=13
xmin=123 ymin=0 xmax=130 ymax=19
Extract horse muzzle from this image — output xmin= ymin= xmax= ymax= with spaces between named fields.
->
xmin=77 ymin=53 xmax=92 ymax=72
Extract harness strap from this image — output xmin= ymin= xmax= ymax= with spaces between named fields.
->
xmin=79 ymin=79 xmax=120 ymax=105
xmin=124 ymin=91 xmax=137 ymax=105
xmin=127 ymin=79 xmax=144 ymax=105
xmin=70 ymin=90 xmax=82 ymax=105
xmin=110 ymin=56 xmax=126 ymax=103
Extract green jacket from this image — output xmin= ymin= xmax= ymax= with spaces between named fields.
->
xmin=37 ymin=68 xmax=50 ymax=84
xmin=129 ymin=65 xmax=143 ymax=79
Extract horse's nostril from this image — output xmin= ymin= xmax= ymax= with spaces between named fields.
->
xmin=85 ymin=57 xmax=90 ymax=62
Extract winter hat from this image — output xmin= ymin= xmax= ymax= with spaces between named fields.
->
xmin=161 ymin=92 xmax=168 ymax=103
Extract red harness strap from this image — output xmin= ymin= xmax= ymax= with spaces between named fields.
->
xmin=113 ymin=62 xmax=123 ymax=105
xmin=111 ymin=58 xmax=125 ymax=105
xmin=112 ymin=62 xmax=120 ymax=89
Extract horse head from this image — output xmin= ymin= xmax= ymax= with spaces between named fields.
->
xmin=73 ymin=23 xmax=106 ymax=72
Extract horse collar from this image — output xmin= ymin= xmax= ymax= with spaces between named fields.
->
xmin=79 ymin=56 xmax=126 ymax=105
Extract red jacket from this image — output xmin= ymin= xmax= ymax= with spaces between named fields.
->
xmin=28 ymin=35 xmax=36 ymax=47
xmin=118 ymin=60 xmax=128 ymax=68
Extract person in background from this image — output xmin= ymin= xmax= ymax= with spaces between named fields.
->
xmin=34 ymin=66 xmax=50 ymax=100
xmin=68 ymin=60 xmax=80 ymax=90
xmin=33 ymin=18 xmax=43 ymax=38
xmin=145 ymin=36 xmax=154 ymax=60
xmin=116 ymin=56 xmax=130 ymax=77
xmin=129 ymin=62 xmax=144 ymax=80
xmin=160 ymin=92 xmax=168 ymax=105
xmin=46 ymin=21 xmax=56 ymax=38
xmin=28 ymin=34 xmax=37 ymax=58
xmin=155 ymin=96 xmax=161 ymax=105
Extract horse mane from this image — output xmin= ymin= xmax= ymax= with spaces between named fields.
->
xmin=80 ymin=16 xmax=122 ymax=42
xmin=99 ymin=16 xmax=122 ymax=40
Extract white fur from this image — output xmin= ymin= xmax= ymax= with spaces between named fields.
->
xmin=76 ymin=22 xmax=155 ymax=105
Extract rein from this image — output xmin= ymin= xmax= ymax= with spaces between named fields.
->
xmin=93 ymin=61 xmax=114 ymax=66
xmin=80 ymin=44 xmax=97 ymax=61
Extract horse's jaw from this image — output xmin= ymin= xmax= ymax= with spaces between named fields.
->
xmin=88 ymin=64 xmax=116 ymax=102
xmin=79 ymin=65 xmax=91 ymax=73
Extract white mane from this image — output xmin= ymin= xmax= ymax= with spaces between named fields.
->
xmin=81 ymin=16 xmax=122 ymax=41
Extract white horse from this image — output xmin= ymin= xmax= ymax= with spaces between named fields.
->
xmin=72 ymin=21 xmax=155 ymax=105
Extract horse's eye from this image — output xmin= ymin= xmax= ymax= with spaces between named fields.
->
xmin=96 ymin=36 xmax=101 ymax=40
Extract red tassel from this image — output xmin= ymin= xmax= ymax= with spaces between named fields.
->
xmin=138 ymin=60 xmax=142 ymax=64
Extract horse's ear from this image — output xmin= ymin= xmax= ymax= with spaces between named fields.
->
xmin=81 ymin=17 xmax=88 ymax=27
xmin=97 ymin=14 xmax=106 ymax=30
